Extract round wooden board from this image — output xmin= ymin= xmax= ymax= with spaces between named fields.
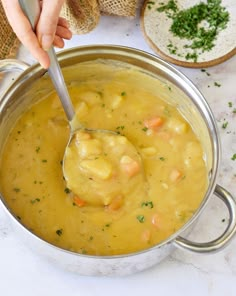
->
xmin=140 ymin=0 xmax=236 ymax=68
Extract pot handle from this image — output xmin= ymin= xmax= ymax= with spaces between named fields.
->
xmin=0 ymin=59 xmax=29 ymax=73
xmin=0 ymin=59 xmax=30 ymax=97
xmin=174 ymin=184 xmax=236 ymax=253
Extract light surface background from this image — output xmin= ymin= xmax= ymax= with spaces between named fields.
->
xmin=0 ymin=3 xmax=236 ymax=296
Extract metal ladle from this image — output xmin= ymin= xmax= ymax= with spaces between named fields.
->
xmin=19 ymin=0 xmax=146 ymax=207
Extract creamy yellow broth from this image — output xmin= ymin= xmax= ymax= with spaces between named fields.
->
xmin=0 ymin=63 xmax=208 ymax=255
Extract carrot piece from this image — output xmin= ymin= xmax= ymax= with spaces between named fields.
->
xmin=144 ymin=117 xmax=164 ymax=130
xmin=106 ymin=195 xmax=123 ymax=211
xmin=141 ymin=229 xmax=151 ymax=243
xmin=169 ymin=169 xmax=182 ymax=182
xmin=157 ymin=131 xmax=171 ymax=141
xmin=120 ymin=155 xmax=140 ymax=177
xmin=73 ymin=195 xmax=86 ymax=207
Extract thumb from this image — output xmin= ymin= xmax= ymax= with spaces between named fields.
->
xmin=36 ymin=0 xmax=65 ymax=50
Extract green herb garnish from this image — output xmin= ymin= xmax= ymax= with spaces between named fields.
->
xmin=56 ymin=229 xmax=63 ymax=236
xmin=157 ymin=0 xmax=178 ymax=14
xmin=201 ymin=69 xmax=210 ymax=76
xmin=116 ymin=125 xmax=125 ymax=130
xmin=137 ymin=215 xmax=145 ymax=223
xmin=157 ymin=0 xmax=230 ymax=62
xmin=222 ymin=121 xmax=228 ymax=129
xmin=13 ymin=188 xmax=20 ymax=193
xmin=214 ymin=82 xmax=221 ymax=87
xmin=64 ymin=187 xmax=71 ymax=194
xmin=141 ymin=201 xmax=154 ymax=209
xmin=30 ymin=198 xmax=40 ymax=204
xmin=35 ymin=146 xmax=40 ymax=153
xmin=231 ymin=154 xmax=236 ymax=161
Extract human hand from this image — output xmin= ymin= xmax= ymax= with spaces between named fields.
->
xmin=2 ymin=0 xmax=72 ymax=69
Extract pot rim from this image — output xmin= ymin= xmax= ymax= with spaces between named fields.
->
xmin=0 ymin=45 xmax=221 ymax=258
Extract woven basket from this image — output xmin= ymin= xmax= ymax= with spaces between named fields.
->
xmin=0 ymin=1 xmax=20 ymax=59
xmin=99 ymin=0 xmax=138 ymax=17
xmin=60 ymin=0 xmax=100 ymax=34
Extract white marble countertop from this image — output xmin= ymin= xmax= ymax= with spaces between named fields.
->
xmin=0 ymin=5 xmax=236 ymax=296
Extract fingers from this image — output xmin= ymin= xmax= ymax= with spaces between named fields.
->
xmin=56 ymin=23 xmax=73 ymax=40
xmin=50 ymin=16 xmax=72 ymax=48
xmin=2 ymin=0 xmax=50 ymax=68
xmin=58 ymin=17 xmax=70 ymax=29
xmin=53 ymin=35 xmax=65 ymax=49
xmin=36 ymin=0 xmax=65 ymax=50
xmin=2 ymin=0 xmax=71 ymax=69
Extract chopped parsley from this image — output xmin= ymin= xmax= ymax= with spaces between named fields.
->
xmin=228 ymin=102 xmax=233 ymax=108
xmin=159 ymin=156 xmax=166 ymax=161
xmin=231 ymin=154 xmax=236 ymax=161
xmin=157 ymin=0 xmax=178 ymax=14
xmin=222 ymin=121 xmax=228 ymax=129
xmin=30 ymin=198 xmax=40 ymax=204
xmin=35 ymin=146 xmax=40 ymax=153
xmin=102 ymin=223 xmax=112 ymax=231
xmin=141 ymin=201 xmax=154 ymax=209
xmin=214 ymin=82 xmax=221 ymax=87
xmin=64 ymin=187 xmax=71 ymax=194
xmin=136 ymin=215 xmax=145 ymax=223
xmin=201 ymin=69 xmax=211 ymax=76
xmin=167 ymin=42 xmax=178 ymax=54
xmin=13 ymin=187 xmax=21 ymax=193
xmin=142 ymin=127 xmax=148 ymax=132
xmin=56 ymin=229 xmax=63 ymax=236
xmin=147 ymin=1 xmax=155 ymax=10
xmin=185 ymin=52 xmax=198 ymax=63
xmin=157 ymin=0 xmax=230 ymax=62
xmin=116 ymin=125 xmax=125 ymax=130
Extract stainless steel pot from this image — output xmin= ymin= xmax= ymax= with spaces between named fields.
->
xmin=0 ymin=45 xmax=236 ymax=276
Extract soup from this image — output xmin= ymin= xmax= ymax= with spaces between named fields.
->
xmin=0 ymin=61 xmax=208 ymax=255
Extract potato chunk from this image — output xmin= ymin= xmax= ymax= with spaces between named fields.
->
xmin=141 ymin=147 xmax=157 ymax=157
xmin=80 ymin=158 xmax=113 ymax=180
xmin=110 ymin=94 xmax=124 ymax=109
xmin=77 ymin=139 xmax=102 ymax=159
xmin=80 ymin=91 xmax=101 ymax=105
xmin=184 ymin=141 xmax=203 ymax=167
xmin=120 ymin=155 xmax=140 ymax=177
xmin=167 ymin=118 xmax=188 ymax=134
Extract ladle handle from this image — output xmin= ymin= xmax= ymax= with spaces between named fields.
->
xmin=47 ymin=50 xmax=75 ymax=121
xmin=18 ymin=0 xmax=75 ymax=121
